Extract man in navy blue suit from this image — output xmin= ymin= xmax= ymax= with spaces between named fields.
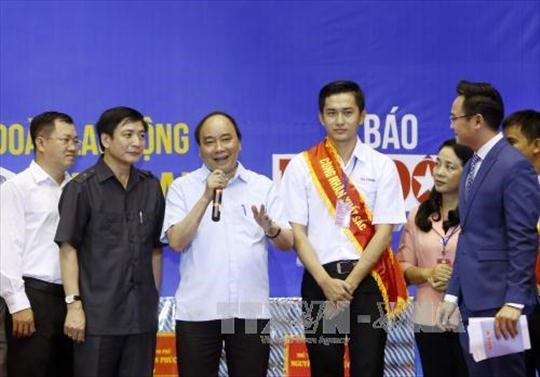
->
xmin=438 ymin=80 xmax=540 ymax=376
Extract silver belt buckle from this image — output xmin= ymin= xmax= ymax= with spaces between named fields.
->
xmin=336 ymin=260 xmax=357 ymax=275
xmin=336 ymin=261 xmax=347 ymax=275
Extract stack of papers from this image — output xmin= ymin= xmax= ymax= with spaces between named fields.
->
xmin=468 ymin=315 xmax=531 ymax=362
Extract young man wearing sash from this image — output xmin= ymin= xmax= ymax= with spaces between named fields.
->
xmin=280 ymin=80 xmax=408 ymax=377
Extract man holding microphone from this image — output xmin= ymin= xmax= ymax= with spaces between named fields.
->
xmin=162 ymin=111 xmax=293 ymax=377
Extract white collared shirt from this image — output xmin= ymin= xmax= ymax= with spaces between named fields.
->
xmin=469 ymin=133 xmax=504 ymax=179
xmin=161 ymin=162 xmax=290 ymax=321
xmin=280 ymin=137 xmax=406 ymax=265
xmin=0 ymin=161 xmax=70 ymax=314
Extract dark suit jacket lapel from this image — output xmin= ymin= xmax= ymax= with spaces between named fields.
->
xmin=461 ymin=138 xmax=506 ymax=225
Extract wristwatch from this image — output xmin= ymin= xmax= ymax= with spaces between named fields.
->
xmin=65 ymin=295 xmax=81 ymax=304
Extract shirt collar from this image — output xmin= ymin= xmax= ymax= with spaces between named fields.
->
xmin=476 ymin=133 xmax=503 ymax=160
xmin=29 ymin=160 xmax=71 ymax=187
xmin=95 ymin=156 xmax=116 ymax=182
xmin=351 ymin=137 xmax=367 ymax=162
xmin=95 ymin=156 xmax=142 ymax=188
xmin=197 ymin=161 xmax=249 ymax=184
xmin=337 ymin=136 xmax=366 ymax=167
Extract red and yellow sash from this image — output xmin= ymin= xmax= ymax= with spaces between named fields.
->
xmin=303 ymin=138 xmax=408 ymax=317
xmin=536 ymin=223 xmax=539 ymax=293
xmin=536 ymin=251 xmax=540 ymax=295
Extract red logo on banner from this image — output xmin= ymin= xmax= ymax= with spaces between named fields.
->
xmin=279 ymin=158 xmax=292 ymax=176
xmin=393 ymin=159 xmax=411 ymax=199
xmin=411 ymin=156 xmax=435 ymax=202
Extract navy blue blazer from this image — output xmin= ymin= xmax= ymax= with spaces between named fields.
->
xmin=447 ymin=138 xmax=540 ymax=312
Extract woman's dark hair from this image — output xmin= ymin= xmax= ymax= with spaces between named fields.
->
xmin=415 ymin=138 xmax=474 ymax=233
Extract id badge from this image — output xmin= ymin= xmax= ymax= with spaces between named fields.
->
xmin=436 ymin=256 xmax=452 ymax=265
xmin=437 ymin=247 xmax=452 ymax=266
xmin=335 ymin=199 xmax=352 ymax=228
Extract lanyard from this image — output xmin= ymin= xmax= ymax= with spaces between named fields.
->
xmin=432 ymin=224 xmax=460 ymax=255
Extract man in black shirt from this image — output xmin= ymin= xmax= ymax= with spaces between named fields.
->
xmin=55 ymin=107 xmax=165 ymax=377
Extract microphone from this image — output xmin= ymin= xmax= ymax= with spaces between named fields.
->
xmin=211 ymin=188 xmax=223 ymax=222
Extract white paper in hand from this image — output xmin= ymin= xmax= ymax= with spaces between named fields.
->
xmin=468 ymin=315 xmax=531 ymax=362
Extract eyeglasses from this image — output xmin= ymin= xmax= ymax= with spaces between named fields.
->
xmin=449 ymin=114 xmax=475 ymax=123
xmin=49 ymin=137 xmax=82 ymax=148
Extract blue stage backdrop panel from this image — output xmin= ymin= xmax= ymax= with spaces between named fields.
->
xmin=1 ymin=1 xmax=538 ymax=297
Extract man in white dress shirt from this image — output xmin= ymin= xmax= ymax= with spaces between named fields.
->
xmin=502 ymin=109 xmax=540 ymax=377
xmin=280 ymin=81 xmax=407 ymax=377
xmin=280 ymin=81 xmax=408 ymax=377
xmin=162 ymin=111 xmax=293 ymax=377
xmin=0 ymin=111 xmax=79 ymax=376
xmin=0 ymin=178 xmax=7 ymax=377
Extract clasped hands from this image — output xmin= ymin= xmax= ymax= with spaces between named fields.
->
xmin=320 ymin=276 xmax=355 ymax=319
xmin=427 ymin=263 xmax=452 ymax=292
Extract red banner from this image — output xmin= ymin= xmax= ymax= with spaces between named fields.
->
xmin=154 ymin=332 xmax=178 ymax=377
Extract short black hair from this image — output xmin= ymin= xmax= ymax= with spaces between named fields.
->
xmin=194 ymin=111 xmax=242 ymax=146
xmin=96 ymin=106 xmax=148 ymax=150
xmin=30 ymin=111 xmax=74 ymax=152
xmin=456 ymin=80 xmax=504 ymax=132
xmin=502 ymin=109 xmax=540 ymax=142
xmin=318 ymin=80 xmax=365 ymax=113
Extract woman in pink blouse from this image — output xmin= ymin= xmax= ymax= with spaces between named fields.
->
xmin=398 ymin=139 xmax=473 ymax=377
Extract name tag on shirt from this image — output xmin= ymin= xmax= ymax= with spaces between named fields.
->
xmin=335 ymin=199 xmax=352 ymax=228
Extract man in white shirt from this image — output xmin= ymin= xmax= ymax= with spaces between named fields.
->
xmin=0 ymin=178 xmax=7 ymax=377
xmin=0 ymin=111 xmax=79 ymax=376
xmin=162 ymin=111 xmax=293 ymax=377
xmin=438 ymin=81 xmax=540 ymax=377
xmin=280 ymin=81 xmax=408 ymax=377
xmin=502 ymin=109 xmax=540 ymax=377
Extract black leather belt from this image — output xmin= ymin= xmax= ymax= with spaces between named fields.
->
xmin=323 ymin=260 xmax=359 ymax=275
xmin=23 ymin=277 xmax=64 ymax=297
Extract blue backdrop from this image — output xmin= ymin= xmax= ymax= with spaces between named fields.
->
xmin=1 ymin=0 xmax=539 ymax=297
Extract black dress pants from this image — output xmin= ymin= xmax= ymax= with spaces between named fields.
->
xmin=73 ymin=332 xmax=156 ymax=377
xmin=6 ymin=278 xmax=73 ymax=377
xmin=525 ymin=303 xmax=540 ymax=377
xmin=176 ymin=318 xmax=270 ymax=377
xmin=301 ymin=262 xmax=387 ymax=377
xmin=415 ymin=326 xmax=468 ymax=377
xmin=0 ymin=298 xmax=7 ymax=377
